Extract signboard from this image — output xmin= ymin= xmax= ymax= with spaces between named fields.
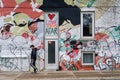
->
xmin=45 ymin=12 xmax=59 ymax=39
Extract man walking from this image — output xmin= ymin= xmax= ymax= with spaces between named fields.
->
xmin=30 ymin=45 xmax=38 ymax=73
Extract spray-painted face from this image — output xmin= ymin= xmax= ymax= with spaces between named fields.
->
xmin=11 ymin=13 xmax=31 ymax=36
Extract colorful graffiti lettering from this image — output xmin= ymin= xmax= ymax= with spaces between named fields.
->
xmin=46 ymin=28 xmax=58 ymax=35
xmin=47 ymin=20 xmax=57 ymax=28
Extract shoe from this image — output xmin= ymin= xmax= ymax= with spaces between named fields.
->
xmin=34 ymin=71 xmax=37 ymax=73
xmin=34 ymin=68 xmax=38 ymax=73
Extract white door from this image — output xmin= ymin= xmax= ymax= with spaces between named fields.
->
xmin=45 ymin=39 xmax=58 ymax=70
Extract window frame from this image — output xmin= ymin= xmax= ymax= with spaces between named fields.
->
xmin=81 ymin=51 xmax=95 ymax=66
xmin=81 ymin=11 xmax=95 ymax=40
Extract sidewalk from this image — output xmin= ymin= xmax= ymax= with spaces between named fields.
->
xmin=0 ymin=70 xmax=120 ymax=80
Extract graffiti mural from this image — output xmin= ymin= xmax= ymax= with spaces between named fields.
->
xmin=0 ymin=0 xmax=120 ymax=71
xmin=0 ymin=0 xmax=44 ymax=71
xmin=59 ymin=24 xmax=120 ymax=70
xmin=58 ymin=0 xmax=120 ymax=71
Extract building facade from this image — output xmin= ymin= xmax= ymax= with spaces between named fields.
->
xmin=0 ymin=0 xmax=120 ymax=71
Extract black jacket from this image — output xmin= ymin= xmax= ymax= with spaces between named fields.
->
xmin=31 ymin=48 xmax=37 ymax=60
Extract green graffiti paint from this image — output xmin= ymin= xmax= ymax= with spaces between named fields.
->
xmin=71 ymin=36 xmax=77 ymax=40
xmin=87 ymin=0 xmax=96 ymax=8
xmin=115 ymin=25 xmax=120 ymax=31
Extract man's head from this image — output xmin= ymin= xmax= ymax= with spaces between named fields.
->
xmin=30 ymin=45 xmax=34 ymax=49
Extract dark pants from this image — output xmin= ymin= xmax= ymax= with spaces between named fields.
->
xmin=31 ymin=59 xmax=37 ymax=73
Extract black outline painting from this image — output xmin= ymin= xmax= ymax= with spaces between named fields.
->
xmin=39 ymin=0 xmax=81 ymax=26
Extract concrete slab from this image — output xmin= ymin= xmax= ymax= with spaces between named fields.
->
xmin=0 ymin=70 xmax=120 ymax=80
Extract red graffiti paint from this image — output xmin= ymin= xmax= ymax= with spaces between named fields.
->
xmin=0 ymin=0 xmax=16 ymax=16
xmin=30 ymin=35 xmax=35 ymax=41
xmin=47 ymin=20 xmax=57 ymax=28
xmin=48 ymin=14 xmax=55 ymax=20
xmin=95 ymin=33 xmax=109 ymax=41
xmin=1 ymin=0 xmax=44 ymax=18
xmin=22 ymin=32 xmax=29 ymax=39
xmin=14 ymin=0 xmax=43 ymax=19
xmin=29 ymin=22 xmax=38 ymax=33
xmin=37 ymin=43 xmax=44 ymax=49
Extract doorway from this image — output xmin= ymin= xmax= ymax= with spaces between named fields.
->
xmin=45 ymin=39 xmax=58 ymax=70
xmin=44 ymin=12 xmax=59 ymax=70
